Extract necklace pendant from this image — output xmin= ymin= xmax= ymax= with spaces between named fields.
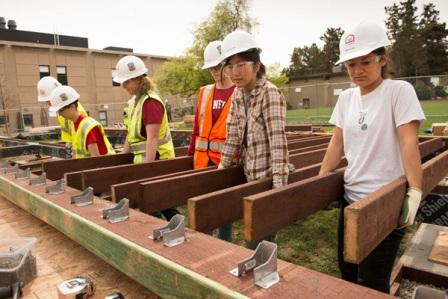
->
xmin=361 ymin=123 xmax=368 ymax=131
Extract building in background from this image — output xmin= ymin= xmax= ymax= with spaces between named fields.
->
xmin=0 ymin=17 xmax=182 ymax=134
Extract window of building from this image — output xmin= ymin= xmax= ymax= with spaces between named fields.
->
xmin=0 ymin=115 xmax=6 ymax=126
xmin=112 ymin=69 xmax=120 ymax=87
xmin=57 ymin=66 xmax=68 ymax=85
xmin=39 ymin=65 xmax=50 ymax=79
xmin=98 ymin=111 xmax=108 ymax=126
xmin=23 ymin=114 xmax=33 ymax=127
xmin=302 ymin=98 xmax=311 ymax=109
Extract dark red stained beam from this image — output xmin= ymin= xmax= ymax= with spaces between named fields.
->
xmin=77 ymin=156 xmax=193 ymax=194
xmin=111 ymin=166 xmax=214 ymax=208
xmin=344 ymin=148 xmax=448 ymax=264
xmin=287 ymin=136 xmax=332 ymax=151
xmin=189 ymin=159 xmax=347 ymax=233
xmin=140 ymin=149 xmax=328 ymax=216
xmin=43 ymin=153 xmax=134 ymax=180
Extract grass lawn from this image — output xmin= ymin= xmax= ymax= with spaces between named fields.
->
xmin=286 ymin=99 xmax=448 ymax=134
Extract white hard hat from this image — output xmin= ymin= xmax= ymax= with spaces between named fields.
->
xmin=202 ymin=40 xmax=223 ymax=70
xmin=37 ymin=76 xmax=61 ymax=102
xmin=336 ymin=22 xmax=391 ymax=64
xmin=49 ymin=85 xmax=80 ymax=113
xmin=113 ymin=55 xmax=148 ymax=84
xmin=221 ymin=30 xmax=259 ymax=62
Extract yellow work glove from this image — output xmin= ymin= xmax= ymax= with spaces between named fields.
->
xmin=398 ymin=187 xmax=423 ymax=228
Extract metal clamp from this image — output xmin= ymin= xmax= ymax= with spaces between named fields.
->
xmin=229 ymin=241 xmax=280 ymax=289
xmin=4 ymin=164 xmax=18 ymax=174
xmin=101 ymin=198 xmax=129 ymax=223
xmin=70 ymin=187 xmax=94 ymax=207
xmin=29 ymin=172 xmax=47 ymax=186
xmin=56 ymin=276 xmax=95 ymax=298
xmin=149 ymin=214 xmax=186 ymax=247
xmin=14 ymin=168 xmax=31 ymax=180
xmin=46 ymin=179 xmax=65 ymax=195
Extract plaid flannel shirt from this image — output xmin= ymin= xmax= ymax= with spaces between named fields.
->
xmin=220 ymin=78 xmax=291 ymax=187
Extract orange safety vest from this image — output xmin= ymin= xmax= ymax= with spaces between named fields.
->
xmin=194 ymin=84 xmax=232 ymax=169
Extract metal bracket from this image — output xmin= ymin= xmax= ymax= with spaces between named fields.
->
xmin=29 ymin=172 xmax=47 ymax=186
xmin=229 ymin=240 xmax=280 ymax=289
xmin=14 ymin=168 xmax=30 ymax=180
xmin=101 ymin=198 xmax=129 ymax=223
xmin=46 ymin=179 xmax=65 ymax=195
xmin=4 ymin=164 xmax=18 ymax=174
xmin=149 ymin=214 xmax=186 ymax=247
xmin=70 ymin=187 xmax=94 ymax=207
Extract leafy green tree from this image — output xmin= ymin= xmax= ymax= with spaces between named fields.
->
xmin=320 ymin=27 xmax=344 ymax=72
xmin=267 ymin=62 xmax=288 ymax=88
xmin=156 ymin=0 xmax=256 ymax=98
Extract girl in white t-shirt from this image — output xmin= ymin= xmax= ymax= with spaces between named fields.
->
xmin=319 ymin=22 xmax=425 ymax=293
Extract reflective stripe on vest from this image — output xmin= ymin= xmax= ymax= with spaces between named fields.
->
xmin=129 ymin=134 xmax=173 ymax=153
xmin=195 ymin=140 xmax=223 ymax=152
xmin=73 ymin=117 xmax=115 ymax=158
xmin=73 ymin=118 xmax=96 ymax=156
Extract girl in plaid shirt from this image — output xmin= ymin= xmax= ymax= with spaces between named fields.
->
xmin=218 ymin=30 xmax=292 ymax=248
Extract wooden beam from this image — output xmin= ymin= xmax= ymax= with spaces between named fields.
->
xmin=0 ymin=172 xmax=391 ymax=298
xmin=139 ymin=166 xmax=247 ymax=214
xmin=189 ymin=159 xmax=347 ymax=233
xmin=77 ymin=156 xmax=193 ymax=194
xmin=111 ymin=166 xmax=214 ymax=208
xmin=43 ymin=153 xmax=134 ymax=180
xmin=285 ymin=124 xmax=312 ymax=132
xmin=244 ymin=138 xmax=444 ymax=243
xmin=140 ymin=149 xmax=328 ymax=215
xmin=244 ymin=168 xmax=345 ymax=242
xmin=287 ymin=136 xmax=332 ymax=150
xmin=174 ymin=146 xmax=189 ymax=156
xmin=344 ymin=149 xmax=448 ymax=264
xmin=288 ymin=142 xmax=329 ymax=155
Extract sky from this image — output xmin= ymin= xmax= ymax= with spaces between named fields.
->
xmin=2 ymin=0 xmax=447 ymax=68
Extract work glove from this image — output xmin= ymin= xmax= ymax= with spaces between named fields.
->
xmin=398 ymin=187 xmax=423 ymax=228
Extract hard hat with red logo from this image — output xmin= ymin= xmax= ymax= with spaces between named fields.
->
xmin=336 ymin=22 xmax=391 ymax=64
xmin=113 ymin=55 xmax=148 ymax=84
xmin=202 ymin=40 xmax=223 ymax=70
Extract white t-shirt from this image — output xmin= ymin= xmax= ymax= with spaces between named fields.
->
xmin=330 ymin=79 xmax=426 ymax=202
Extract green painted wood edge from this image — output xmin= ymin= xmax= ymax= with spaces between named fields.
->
xmin=0 ymin=175 xmax=249 ymax=299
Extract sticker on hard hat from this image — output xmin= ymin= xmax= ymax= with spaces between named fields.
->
xmin=345 ymin=34 xmax=355 ymax=45
xmin=217 ymin=45 xmax=222 ymax=55
xmin=60 ymin=93 xmax=68 ymax=101
xmin=127 ymin=62 xmax=136 ymax=71
xmin=39 ymin=89 xmax=45 ymax=96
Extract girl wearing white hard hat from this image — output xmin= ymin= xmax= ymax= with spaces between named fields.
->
xmin=319 ymin=22 xmax=425 ymax=293
xmin=218 ymin=30 xmax=292 ymax=248
xmin=49 ymin=85 xmax=115 ymax=158
xmin=37 ymin=76 xmax=88 ymax=144
xmin=188 ymin=40 xmax=235 ymax=241
xmin=113 ymin=55 xmax=179 ymax=221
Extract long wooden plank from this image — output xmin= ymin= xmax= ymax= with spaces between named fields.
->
xmin=344 ymin=149 xmax=448 ymax=264
xmin=174 ymin=146 xmax=189 ymax=156
xmin=43 ymin=153 xmax=134 ymax=180
xmin=288 ymin=142 xmax=329 ymax=155
xmin=0 ymin=169 xmax=391 ymax=298
xmin=244 ymin=138 xmax=444 ymax=243
xmin=111 ymin=166 xmax=214 ymax=208
xmin=0 ymin=198 xmax=157 ymax=298
xmin=287 ymin=136 xmax=332 ymax=150
xmin=189 ymin=159 xmax=348 ymax=233
xmin=140 ymin=149 xmax=327 ymax=215
xmin=77 ymin=156 xmax=193 ymax=194
xmin=285 ymin=124 xmax=312 ymax=132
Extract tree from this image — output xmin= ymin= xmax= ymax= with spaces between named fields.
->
xmin=156 ymin=0 xmax=256 ymax=98
xmin=284 ymin=43 xmax=326 ymax=77
xmin=267 ymin=62 xmax=288 ymax=88
xmin=320 ymin=27 xmax=344 ymax=73
xmin=418 ymin=3 xmax=448 ymax=75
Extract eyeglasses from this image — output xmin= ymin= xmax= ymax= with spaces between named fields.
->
xmin=224 ymin=61 xmax=254 ymax=75
xmin=208 ymin=64 xmax=223 ymax=72
xmin=344 ymin=55 xmax=382 ymax=70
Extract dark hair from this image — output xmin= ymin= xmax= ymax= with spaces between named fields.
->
xmin=225 ymin=48 xmax=266 ymax=79
xmin=60 ymin=100 xmax=78 ymax=111
xmin=372 ymin=47 xmax=389 ymax=79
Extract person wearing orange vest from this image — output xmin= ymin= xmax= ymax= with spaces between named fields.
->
xmin=188 ymin=41 xmax=235 ymax=241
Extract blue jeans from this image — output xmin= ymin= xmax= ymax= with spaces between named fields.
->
xmin=338 ymin=198 xmax=404 ymax=293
